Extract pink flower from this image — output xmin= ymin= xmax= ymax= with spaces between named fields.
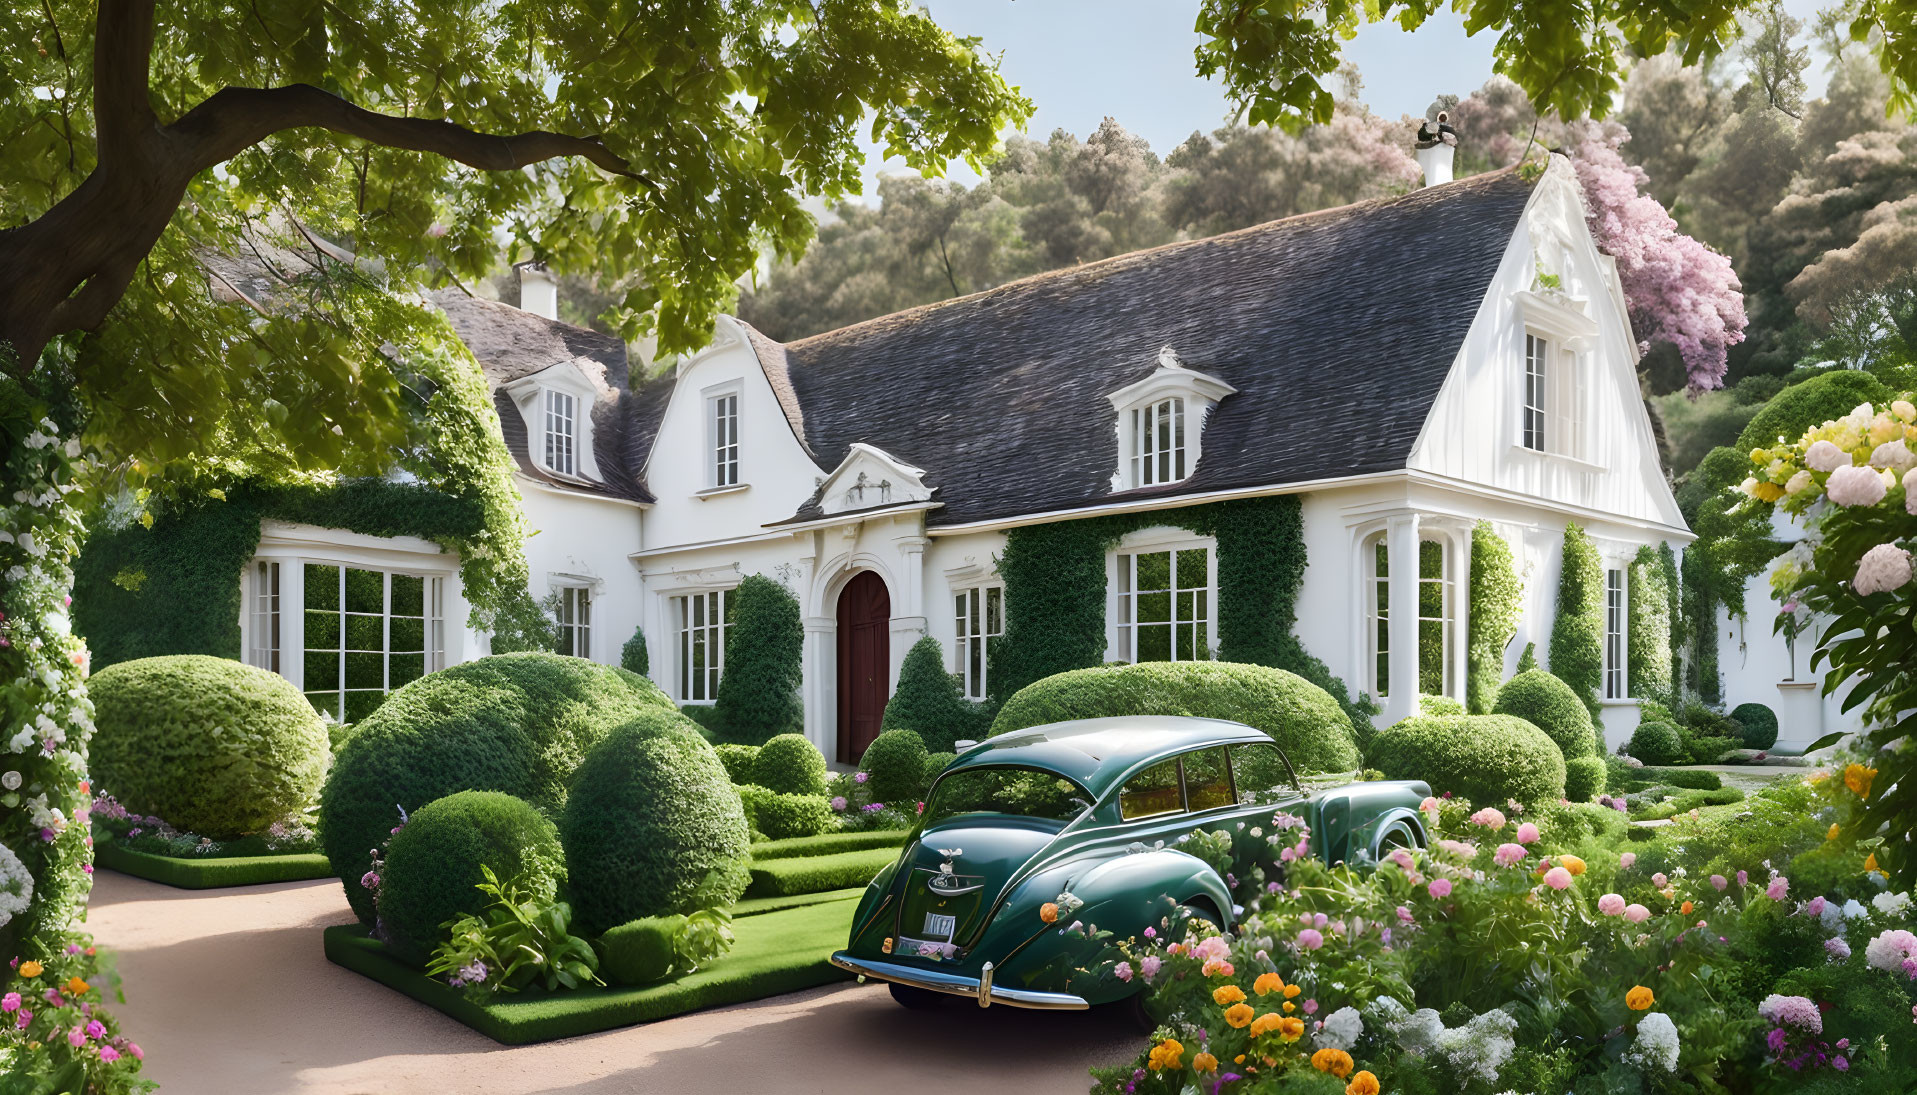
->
xmin=0 ymin=993 xmax=17 ymax=1013
xmin=854 ymin=771 xmax=869 ymax=784
xmin=1418 ymin=796 xmax=1440 ymax=813
xmin=13 ymin=1009 xmax=29 ymax=1030
xmin=1515 ymin=822 xmax=1540 ymax=845
xmin=1624 ymin=903 xmax=1651 ymax=923
xmin=1468 ymin=807 xmax=1507 ymax=830
xmin=359 ymin=871 xmax=380 ymax=890
xmin=99 ymin=1046 xmax=120 ymax=1063
xmin=1427 ymin=878 xmax=1453 ymax=899
xmin=1296 ymin=928 xmax=1324 ymax=950
xmin=1139 ymin=956 xmax=1162 ymax=981
xmin=1598 ymin=893 xmax=1627 ymax=916
xmin=1142 ymin=927 xmax=1156 ymax=939
xmin=1543 ymin=867 xmax=1574 ymax=890
xmin=1386 ymin=848 xmax=1417 ymax=872
xmin=829 ymin=796 xmax=847 ymax=812
xmin=1652 ymin=872 xmax=1668 ymax=888
xmin=1767 ymin=876 xmax=1790 ymax=901
xmin=1396 ymin=906 xmax=1414 ymax=923
xmin=1620 ymin=852 xmax=1636 ymax=870
xmin=67 ymin=1026 xmax=84 ymax=1048
xmin=1494 ymin=843 xmax=1527 ymax=867
xmin=1807 ymin=896 xmax=1827 ymax=917
xmin=1113 ymin=961 xmax=1133 ymax=983
xmin=85 ymin=1020 xmax=104 ymax=1039
xmin=1737 ymin=870 xmax=1748 ymax=887
xmin=128 ymin=1043 xmax=142 ymax=1061
xmin=1710 ymin=874 xmax=1727 ymax=891
xmin=1201 ymin=958 xmax=1235 ymax=977
xmin=1303 ymin=998 xmax=1319 ymax=1014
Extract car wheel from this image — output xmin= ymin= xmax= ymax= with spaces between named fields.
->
xmin=1375 ymin=817 xmax=1426 ymax=855
xmin=888 ymin=982 xmax=949 ymax=1010
xmin=1120 ymin=989 xmax=1156 ymax=1033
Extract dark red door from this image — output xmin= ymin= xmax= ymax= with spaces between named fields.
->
xmin=836 ymin=571 xmax=891 ymax=763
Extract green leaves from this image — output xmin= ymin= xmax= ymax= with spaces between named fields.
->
xmin=425 ymin=864 xmax=603 ymax=1000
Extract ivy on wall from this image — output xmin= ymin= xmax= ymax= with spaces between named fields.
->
xmin=1628 ymin=543 xmax=1674 ymax=704
xmin=1550 ymin=522 xmax=1606 ymax=720
xmin=1680 ymin=547 xmax=1722 ymax=704
xmin=1659 ymin=542 xmax=1685 ymax=695
xmin=1466 ymin=520 xmax=1522 ymax=714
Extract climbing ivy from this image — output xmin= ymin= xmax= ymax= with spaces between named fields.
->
xmin=1659 ymin=541 xmax=1684 ymax=694
xmin=1550 ymin=523 xmax=1606 ymax=721
xmin=1628 ymin=544 xmax=1674 ymax=705
xmin=1466 ymin=521 xmax=1522 ymax=714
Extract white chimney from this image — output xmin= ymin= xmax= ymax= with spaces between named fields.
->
xmin=517 ymin=261 xmax=559 ymax=320
xmin=1414 ymin=110 xmax=1457 ymax=187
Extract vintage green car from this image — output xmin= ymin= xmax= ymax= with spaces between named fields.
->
xmin=830 ymin=715 xmax=1431 ymax=1011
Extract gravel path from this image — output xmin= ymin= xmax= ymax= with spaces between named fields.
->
xmin=87 ymin=871 xmax=1137 ymax=1094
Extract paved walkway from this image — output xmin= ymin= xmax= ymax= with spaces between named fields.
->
xmin=86 ymin=871 xmax=1136 ymax=1094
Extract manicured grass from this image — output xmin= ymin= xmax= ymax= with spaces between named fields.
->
xmin=745 ymin=847 xmax=898 ymax=899
xmin=730 ymin=886 xmax=865 ymax=917
xmin=324 ymin=894 xmax=860 ymax=1044
xmin=751 ymin=829 xmax=907 ymax=860
xmin=96 ymin=841 xmax=333 ymax=889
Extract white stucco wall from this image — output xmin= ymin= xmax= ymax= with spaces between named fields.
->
xmin=517 ymin=482 xmax=645 ymax=666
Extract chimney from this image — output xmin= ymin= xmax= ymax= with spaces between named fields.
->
xmin=516 ymin=260 xmax=559 ymax=321
xmin=1414 ymin=110 xmax=1457 ymax=187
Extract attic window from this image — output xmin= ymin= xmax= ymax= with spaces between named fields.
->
xmin=544 ymin=389 xmax=577 ymax=476
xmin=1131 ymin=397 xmax=1187 ymax=487
xmin=1106 ymin=347 xmax=1236 ymax=493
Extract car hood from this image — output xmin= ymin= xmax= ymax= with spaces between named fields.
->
xmin=890 ymin=820 xmax=1059 ymax=954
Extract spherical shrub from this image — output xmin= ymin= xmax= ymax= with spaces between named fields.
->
xmin=922 ymin=751 xmax=957 ymax=791
xmin=90 ymin=655 xmax=328 ymax=839
xmin=320 ymin=652 xmax=673 ymax=925
xmin=1491 ymin=670 xmax=1595 ymax=760
xmin=713 ymin=744 xmax=760 ymax=785
xmin=1731 ymin=702 xmax=1779 ymax=750
xmin=880 ymin=636 xmax=977 ymax=752
xmin=1563 ymin=755 xmax=1606 ymax=802
xmin=989 ymin=661 xmax=1360 ymax=773
xmin=750 ymin=734 xmax=827 ymax=796
xmin=859 ymin=729 xmax=930 ymax=806
xmin=738 ymin=786 xmax=836 ymax=840
xmin=1369 ymin=715 xmax=1567 ymax=806
xmin=557 ymin=709 xmax=751 ymax=936
xmin=1628 ymin=720 xmax=1686 ymax=766
xmin=377 ymin=790 xmax=563 ymax=964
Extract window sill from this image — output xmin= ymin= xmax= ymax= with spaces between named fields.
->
xmin=1512 ymin=445 xmax=1606 ymax=474
xmin=1600 ymin=697 xmax=1639 ymax=707
xmin=694 ymin=483 xmax=750 ymax=500
xmin=679 ymin=699 xmax=717 ymax=706
xmin=1776 ymin=681 xmax=1818 ymax=690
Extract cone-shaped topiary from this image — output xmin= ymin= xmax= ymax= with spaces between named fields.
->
xmin=90 ymin=655 xmax=328 ymax=839
xmin=377 ymin=790 xmax=564 ymax=964
xmin=751 ymin=733 xmax=827 ymax=796
xmin=1492 ymin=669 xmax=1596 ymax=760
xmin=1563 ymin=755 xmax=1607 ymax=802
xmin=859 ymin=729 xmax=930 ymax=807
xmin=1550 ymin=524 xmax=1606 ymax=722
xmin=1369 ymin=714 xmax=1567 ymax=806
xmin=711 ymin=575 xmax=803 ymax=744
xmin=558 ymin=709 xmax=751 ymax=935
xmin=1467 ymin=522 xmax=1523 ymax=714
xmin=1730 ymin=702 xmax=1779 ymax=750
xmin=621 ymin=626 xmax=649 ymax=676
xmin=880 ymin=636 xmax=982 ymax=752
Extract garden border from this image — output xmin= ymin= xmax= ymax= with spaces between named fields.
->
xmin=95 ymin=842 xmax=333 ymax=889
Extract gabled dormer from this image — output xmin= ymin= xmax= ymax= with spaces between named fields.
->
xmin=816 ymin=443 xmax=933 ymax=515
xmin=501 ymin=357 xmax=609 ymax=483
xmin=1106 ymin=346 xmax=1237 ymax=492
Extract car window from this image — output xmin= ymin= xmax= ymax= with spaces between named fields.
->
xmin=1183 ymin=747 xmax=1234 ymax=811
xmin=1229 ymin=742 xmax=1294 ymax=803
xmin=1118 ymin=758 xmax=1183 ymax=821
xmin=921 ymin=766 xmax=1091 ymax=829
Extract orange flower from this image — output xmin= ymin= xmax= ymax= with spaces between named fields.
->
xmin=1680 ymin=901 xmax=1694 ymax=915
xmin=1277 ymin=1016 xmax=1305 ymax=1040
xmin=1193 ymin=1052 xmax=1218 ymax=1073
xmin=1233 ymin=1055 xmax=1246 ymax=1065
xmin=1040 ymin=903 xmax=1059 ymax=924
xmin=1346 ymin=1070 xmax=1381 ymax=1095
xmin=1249 ymin=1012 xmax=1282 ymax=1037
xmin=1225 ymin=1003 xmax=1255 ymax=1029
xmin=1214 ymin=984 xmax=1247 ymax=1006
xmin=64 ymin=977 xmax=87 ymax=997
xmin=1147 ymin=1038 xmax=1184 ymax=1071
xmin=1845 ymin=763 xmax=1877 ymax=799
xmin=1627 ymin=985 xmax=1655 ymax=1011
xmin=1282 ymin=1001 xmax=1296 ymax=1013
xmin=1253 ymin=971 xmax=1285 ymax=996
xmin=1828 ymin=823 xmax=1842 ymax=842
xmin=1283 ymin=983 xmax=1301 ymax=999
xmin=17 ymin=961 xmax=41 ymax=979
xmin=1865 ymin=853 xmax=1884 ymax=876
xmin=1559 ymin=854 xmax=1587 ymax=877
xmin=1311 ymin=1047 xmax=1355 ymax=1079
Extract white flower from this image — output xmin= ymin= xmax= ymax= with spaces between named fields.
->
xmin=1906 ymin=467 xmax=1917 ymax=515
xmin=1787 ymin=469 xmax=1814 ymax=494
xmin=1865 ymin=929 xmax=1917 ymax=972
xmin=1844 ymin=899 xmax=1868 ymax=920
xmin=1 ymin=773 xmax=19 ymax=791
xmin=0 ymin=843 xmax=32 ymax=926
xmin=1896 ymin=399 xmax=1917 ymax=422
xmin=1853 ymin=544 xmax=1912 ymax=596
xmin=1872 ymin=439 xmax=1917 ymax=473
xmin=1805 ymin=440 xmax=1852 ymax=472
xmin=1316 ymin=1007 xmax=1364 ymax=1051
xmin=1624 ymin=1012 xmax=1680 ymax=1073
xmin=1828 ymin=464 xmax=1888 ymax=507
xmin=1873 ymin=891 xmax=1912 ymax=918
xmin=1434 ymin=1008 xmax=1518 ymax=1085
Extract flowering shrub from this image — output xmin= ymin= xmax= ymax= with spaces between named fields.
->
xmin=424 ymin=866 xmax=601 ymax=1002
xmin=89 ymin=793 xmax=319 ymax=859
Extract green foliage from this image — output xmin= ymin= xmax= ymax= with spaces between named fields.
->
xmin=748 ymin=830 xmax=907 ymax=860
xmin=620 ymin=627 xmax=649 ymax=677
xmin=1491 ymin=669 xmax=1596 ymax=760
xmin=424 ymin=865 xmax=601 ymax=1001
xmin=1628 ymin=720 xmax=1688 ymax=766
xmin=713 ymin=744 xmax=761 ymax=786
xmin=1368 ymin=714 xmax=1568 ymax=806
xmin=1628 ymin=544 xmax=1675 ymax=704
xmin=922 ymin=751 xmax=957 ymax=789
xmin=858 ymin=729 xmax=932 ymax=806
xmin=1735 ymin=369 xmax=1893 ymax=452
xmin=1563 ymin=755 xmax=1607 ymax=802
xmin=89 ymin=654 xmax=328 ymax=838
xmin=1633 ymin=767 xmax=1724 ymax=791
xmin=596 ymin=908 xmax=737 ymax=987
xmin=1419 ymin=693 xmax=1465 ymax=716
xmin=1466 ymin=521 xmax=1523 ymax=714
xmin=737 ymin=786 xmax=836 ymax=841
xmin=1730 ymin=702 xmax=1779 ymax=749
xmin=711 ymin=575 xmax=803 ymax=744
xmin=1515 ymin=642 xmax=1539 ymax=674
xmin=749 ymin=734 xmax=827 ymax=796
xmin=319 ymin=652 xmax=673 ymax=925
xmin=1549 ymin=523 xmax=1606 ymax=721
xmin=989 ymin=660 xmax=1363 ymax=773
xmin=558 ymin=709 xmax=752 ymax=936
xmin=880 ymin=636 xmax=984 ymax=752
xmin=379 ymin=791 xmax=565 ymax=965
xmin=745 ymin=847 xmax=900 ymax=899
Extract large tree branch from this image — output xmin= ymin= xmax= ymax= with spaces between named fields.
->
xmin=93 ymin=0 xmax=159 ymax=163
xmin=165 ymin=83 xmax=651 ymax=185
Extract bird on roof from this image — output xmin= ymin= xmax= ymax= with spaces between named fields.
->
xmin=1416 ymin=110 xmax=1459 ymax=149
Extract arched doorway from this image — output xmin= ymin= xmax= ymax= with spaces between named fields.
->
xmin=836 ymin=571 xmax=891 ymax=763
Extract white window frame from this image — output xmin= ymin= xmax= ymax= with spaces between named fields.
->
xmin=554 ymin=584 xmax=593 ymax=660
xmin=247 ymin=560 xmax=283 ymax=674
xmin=1416 ymin=535 xmax=1458 ymax=700
xmin=1523 ymin=333 xmax=1549 ymax=453
xmin=1364 ymin=533 xmax=1389 ymax=699
xmin=300 ymin=563 xmax=447 ymax=723
xmin=1111 ymin=533 xmax=1217 ymax=664
xmin=673 ymin=588 xmax=731 ymax=703
xmin=1128 ymin=396 xmax=1188 ymax=488
xmin=708 ymin=389 xmax=740 ymax=489
xmin=953 ymin=583 xmax=1003 ymax=701
xmin=1514 ymin=290 xmax=1599 ymax=465
xmin=543 ymin=387 xmax=578 ymax=477
xmin=1604 ymin=566 xmax=1627 ymax=699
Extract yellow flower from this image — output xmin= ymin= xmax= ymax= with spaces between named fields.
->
xmin=1253 ymin=971 xmax=1285 ymax=996
xmin=1559 ymin=854 xmax=1586 ymax=877
xmin=1627 ymin=985 xmax=1655 ymax=1011
xmin=1249 ymin=1011 xmax=1282 ymax=1037
xmin=1039 ymin=902 xmax=1058 ymax=924
xmin=1346 ymin=1070 xmax=1381 ymax=1095
xmin=1845 ymin=764 xmax=1877 ymax=799
xmin=17 ymin=961 xmax=41 ymax=979
xmin=1278 ymin=1016 xmax=1305 ymax=1040
xmin=1829 ymin=823 xmax=1842 ymax=842
xmin=1214 ymin=984 xmax=1247 ymax=1006
xmin=1312 ymin=1048 xmax=1356 ymax=1079
xmin=1193 ymin=1052 xmax=1218 ymax=1073
xmin=1865 ymin=853 xmax=1883 ymax=876
xmin=1283 ymin=983 xmax=1301 ymax=999
xmin=1754 ymin=481 xmax=1786 ymax=502
xmin=1147 ymin=1038 xmax=1184 ymax=1071
xmin=1225 ymin=1002 xmax=1256 ymax=1029
xmin=1282 ymin=1001 xmax=1296 ymax=1013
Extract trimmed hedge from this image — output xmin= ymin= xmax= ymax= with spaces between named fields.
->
xmin=1550 ymin=524 xmax=1605 ymax=722
xmin=559 ymin=709 xmax=752 ymax=936
xmin=859 ymin=729 xmax=931 ymax=806
xmin=738 ymin=786 xmax=836 ymax=841
xmin=749 ymin=830 xmax=908 ymax=861
xmin=598 ymin=916 xmax=682 ymax=987
xmin=1368 ymin=714 xmax=1567 ymax=806
xmin=378 ymin=790 xmax=564 ymax=965
xmin=1628 ymin=545 xmax=1674 ymax=704
xmin=1491 ymin=670 xmax=1595 ymax=760
xmin=1635 ymin=767 xmax=1724 ymax=791
xmin=90 ymin=655 xmax=329 ymax=839
xmin=1628 ymin=720 xmax=1687 ymax=766
xmin=745 ymin=848 xmax=899 ymax=899
xmin=881 ymin=635 xmax=984 ymax=752
xmin=319 ymin=652 xmax=673 ymax=925
xmin=1563 ymin=755 xmax=1606 ymax=803
xmin=714 ymin=744 xmax=759 ymax=785
xmin=750 ymin=734 xmax=827 ymax=796
xmin=94 ymin=843 xmax=332 ymax=889
xmin=711 ymin=575 xmax=803 ymax=743
xmin=989 ymin=661 xmax=1362 ymax=773
xmin=1731 ymin=702 xmax=1780 ymax=750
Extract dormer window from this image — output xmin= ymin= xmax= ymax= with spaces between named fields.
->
xmin=1107 ymin=346 xmax=1236 ymax=492
xmin=543 ymin=389 xmax=577 ymax=476
xmin=1131 ymin=397 xmax=1187 ymax=487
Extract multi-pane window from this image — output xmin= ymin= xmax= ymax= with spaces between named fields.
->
xmin=1522 ymin=333 xmax=1588 ymax=460
xmin=544 ymin=389 xmax=577 ymax=476
xmin=954 ymin=584 xmax=1003 ymax=701
xmin=1604 ymin=567 xmax=1626 ymax=699
xmin=1418 ymin=539 xmax=1454 ymax=698
xmin=1129 ymin=397 xmax=1187 ymax=487
xmin=674 ymin=589 xmax=731 ymax=702
xmin=555 ymin=586 xmax=592 ymax=660
xmin=710 ymin=393 xmax=739 ymax=487
xmin=1367 ymin=538 xmax=1389 ymax=697
xmin=248 ymin=561 xmax=282 ymax=673
xmin=1116 ymin=546 xmax=1212 ymax=663
xmin=1523 ymin=334 xmax=1549 ymax=452
xmin=303 ymin=564 xmax=444 ymax=723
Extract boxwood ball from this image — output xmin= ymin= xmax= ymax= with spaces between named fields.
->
xmin=1492 ymin=670 xmax=1596 ymax=759
xmin=1369 ymin=714 xmax=1568 ymax=806
xmin=377 ymin=790 xmax=564 ymax=964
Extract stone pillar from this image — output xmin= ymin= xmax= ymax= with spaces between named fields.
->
xmin=803 ymin=616 xmax=836 ymax=760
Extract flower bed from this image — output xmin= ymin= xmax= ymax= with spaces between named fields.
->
xmin=324 ymin=892 xmax=859 ymax=1044
xmin=93 ymin=842 xmax=332 ymax=889
xmin=89 ymin=793 xmax=329 ymax=888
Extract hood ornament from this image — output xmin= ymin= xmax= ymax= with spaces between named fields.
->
xmin=926 ymin=848 xmax=982 ymax=896
xmin=937 ymin=848 xmax=963 ymax=875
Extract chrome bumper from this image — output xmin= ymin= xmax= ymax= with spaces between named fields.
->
xmin=829 ymin=951 xmax=1090 ymax=1010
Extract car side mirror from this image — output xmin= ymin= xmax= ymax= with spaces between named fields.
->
xmin=954 ymin=739 xmax=978 ymax=751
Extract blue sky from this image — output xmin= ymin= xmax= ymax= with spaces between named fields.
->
xmin=849 ymin=0 xmax=1834 ymax=198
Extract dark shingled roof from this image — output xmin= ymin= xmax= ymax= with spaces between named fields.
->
xmin=774 ymin=169 xmax=1534 ymax=527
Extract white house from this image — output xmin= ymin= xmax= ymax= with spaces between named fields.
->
xmin=238 ymin=152 xmax=1697 ymax=759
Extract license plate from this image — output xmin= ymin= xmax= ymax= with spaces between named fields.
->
xmin=923 ymin=912 xmax=956 ymax=939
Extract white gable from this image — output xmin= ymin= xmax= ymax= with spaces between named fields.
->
xmin=817 ymin=443 xmax=932 ymax=515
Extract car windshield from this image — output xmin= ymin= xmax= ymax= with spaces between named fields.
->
xmin=921 ymin=766 xmax=1092 ymax=829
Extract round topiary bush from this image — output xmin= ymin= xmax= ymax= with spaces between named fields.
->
xmin=988 ymin=661 xmax=1361 ymax=773
xmin=1368 ymin=714 xmax=1567 ymax=806
xmin=320 ymin=652 xmax=674 ymax=926
xmin=1491 ymin=669 xmax=1596 ymax=760
xmin=1731 ymin=702 xmax=1779 ymax=750
xmin=750 ymin=733 xmax=827 ymax=796
xmin=738 ymin=786 xmax=836 ymax=840
xmin=713 ymin=744 xmax=759 ymax=785
xmin=1628 ymin=720 xmax=1687 ymax=766
xmin=377 ymin=790 xmax=564 ymax=964
xmin=558 ymin=708 xmax=751 ymax=936
xmin=923 ymin=751 xmax=957 ymax=790
xmin=859 ymin=729 xmax=930 ymax=806
xmin=1563 ymin=755 xmax=1606 ymax=802
xmin=90 ymin=654 xmax=328 ymax=839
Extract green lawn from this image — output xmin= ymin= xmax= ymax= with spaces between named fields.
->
xmin=745 ymin=846 xmax=899 ymax=898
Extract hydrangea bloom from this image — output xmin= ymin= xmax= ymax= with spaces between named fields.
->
xmin=1805 ymin=439 xmax=1852 ymax=472
xmin=1826 ymin=936 xmax=1852 ymax=960
xmin=1767 ymin=876 xmax=1790 ymax=901
xmin=1515 ymin=822 xmax=1540 ymax=845
xmin=1871 ymin=438 xmax=1917 ymax=473
xmin=1625 ymin=903 xmax=1651 ymax=923
xmin=1437 ymin=839 xmax=1478 ymax=859
xmin=1827 ymin=464 xmax=1888 ymax=507
xmin=1316 ymin=1006 xmax=1364 ymax=1051
xmin=1759 ymin=994 xmax=1823 ymax=1033
xmin=1865 ymin=929 xmax=1917 ymax=973
xmin=1493 ymin=843 xmax=1527 ymax=867
xmin=1624 ymin=1012 xmax=1680 ymax=1072
xmin=1434 ymin=1008 xmax=1519 ymax=1085
xmin=1598 ymin=893 xmax=1626 ymax=916
xmin=1427 ymin=879 xmax=1453 ymax=899
xmin=1853 ymin=544 xmax=1912 ymax=596
xmin=1874 ymin=891 xmax=1911 ymax=917
xmin=1468 ymin=807 xmax=1506 ymax=829
xmin=1296 ymin=928 xmax=1324 ymax=951
xmin=1543 ymin=867 xmax=1574 ymax=890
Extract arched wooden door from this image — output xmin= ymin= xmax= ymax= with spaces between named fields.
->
xmin=836 ymin=571 xmax=891 ymax=763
